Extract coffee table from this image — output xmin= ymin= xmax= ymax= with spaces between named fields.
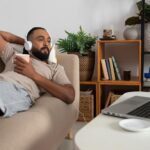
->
xmin=74 ymin=92 xmax=150 ymax=150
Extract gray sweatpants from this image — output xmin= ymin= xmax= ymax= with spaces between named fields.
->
xmin=0 ymin=81 xmax=32 ymax=117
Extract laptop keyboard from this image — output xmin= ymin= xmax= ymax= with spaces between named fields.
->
xmin=128 ymin=101 xmax=150 ymax=118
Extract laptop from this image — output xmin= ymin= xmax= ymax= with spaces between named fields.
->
xmin=102 ymin=96 xmax=150 ymax=120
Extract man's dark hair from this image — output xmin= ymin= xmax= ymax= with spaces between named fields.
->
xmin=23 ymin=27 xmax=46 ymax=54
xmin=27 ymin=27 xmax=46 ymax=40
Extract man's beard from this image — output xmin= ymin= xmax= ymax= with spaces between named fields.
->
xmin=31 ymin=47 xmax=50 ymax=61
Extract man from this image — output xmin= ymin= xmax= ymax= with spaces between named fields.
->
xmin=0 ymin=27 xmax=75 ymax=117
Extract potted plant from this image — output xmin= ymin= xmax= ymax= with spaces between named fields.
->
xmin=56 ymin=26 xmax=97 ymax=81
xmin=124 ymin=1 xmax=150 ymax=50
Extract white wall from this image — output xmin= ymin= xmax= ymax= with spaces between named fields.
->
xmin=0 ymin=0 xmax=137 ymax=43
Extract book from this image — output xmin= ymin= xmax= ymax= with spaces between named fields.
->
xmin=101 ymin=59 xmax=109 ymax=80
xmin=109 ymin=57 xmax=116 ymax=80
xmin=112 ymin=56 xmax=121 ymax=80
xmin=105 ymin=59 xmax=112 ymax=80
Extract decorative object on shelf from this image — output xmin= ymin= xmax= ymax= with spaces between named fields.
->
xmin=100 ymin=29 xmax=116 ymax=40
xmin=123 ymin=26 xmax=139 ymax=40
xmin=56 ymin=26 xmax=97 ymax=81
xmin=123 ymin=70 xmax=131 ymax=81
xmin=103 ymin=29 xmax=112 ymax=38
xmin=124 ymin=0 xmax=150 ymax=51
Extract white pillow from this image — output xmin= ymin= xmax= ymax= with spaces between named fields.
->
xmin=11 ymin=43 xmax=57 ymax=63
xmin=49 ymin=44 xmax=57 ymax=63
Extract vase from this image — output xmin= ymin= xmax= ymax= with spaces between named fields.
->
xmin=123 ymin=26 xmax=139 ymax=40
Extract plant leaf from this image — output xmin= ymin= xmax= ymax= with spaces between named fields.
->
xmin=125 ymin=16 xmax=141 ymax=25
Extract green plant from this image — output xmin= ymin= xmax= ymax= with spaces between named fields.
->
xmin=125 ymin=1 xmax=150 ymax=25
xmin=56 ymin=26 xmax=97 ymax=55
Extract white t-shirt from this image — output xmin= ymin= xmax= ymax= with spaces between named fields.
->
xmin=0 ymin=43 xmax=71 ymax=102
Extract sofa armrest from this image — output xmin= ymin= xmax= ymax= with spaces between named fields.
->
xmin=57 ymin=53 xmax=80 ymax=111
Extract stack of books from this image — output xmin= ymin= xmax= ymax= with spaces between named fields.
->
xmin=101 ymin=56 xmax=121 ymax=80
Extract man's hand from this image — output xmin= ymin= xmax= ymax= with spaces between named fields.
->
xmin=14 ymin=56 xmax=37 ymax=79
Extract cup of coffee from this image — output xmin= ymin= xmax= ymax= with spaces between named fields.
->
xmin=15 ymin=54 xmax=30 ymax=63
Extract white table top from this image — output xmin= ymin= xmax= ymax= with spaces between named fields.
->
xmin=75 ymin=92 xmax=150 ymax=150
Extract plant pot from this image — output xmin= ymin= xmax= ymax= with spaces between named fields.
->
xmin=69 ymin=52 xmax=95 ymax=81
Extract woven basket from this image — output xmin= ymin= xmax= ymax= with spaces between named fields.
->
xmin=78 ymin=95 xmax=94 ymax=122
xmin=105 ymin=92 xmax=121 ymax=108
xmin=110 ymin=94 xmax=121 ymax=104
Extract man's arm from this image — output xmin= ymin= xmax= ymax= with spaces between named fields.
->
xmin=14 ymin=56 xmax=75 ymax=104
xmin=33 ymin=74 xmax=75 ymax=104
xmin=0 ymin=31 xmax=25 ymax=53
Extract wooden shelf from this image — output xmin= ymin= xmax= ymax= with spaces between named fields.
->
xmin=80 ymin=81 xmax=97 ymax=85
xmin=99 ymin=80 xmax=141 ymax=86
xmin=97 ymin=40 xmax=141 ymax=43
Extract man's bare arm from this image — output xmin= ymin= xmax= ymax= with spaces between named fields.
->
xmin=0 ymin=31 xmax=24 ymax=44
xmin=33 ymin=74 xmax=75 ymax=104
xmin=0 ymin=31 xmax=24 ymax=53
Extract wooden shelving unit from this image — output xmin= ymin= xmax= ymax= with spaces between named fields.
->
xmin=97 ymin=40 xmax=142 ymax=110
xmin=80 ymin=40 xmax=142 ymax=116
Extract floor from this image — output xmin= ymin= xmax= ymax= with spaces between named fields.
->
xmin=57 ymin=121 xmax=87 ymax=150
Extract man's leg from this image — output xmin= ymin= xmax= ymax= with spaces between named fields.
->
xmin=0 ymin=81 xmax=32 ymax=117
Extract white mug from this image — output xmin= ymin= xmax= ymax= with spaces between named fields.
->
xmin=15 ymin=53 xmax=30 ymax=63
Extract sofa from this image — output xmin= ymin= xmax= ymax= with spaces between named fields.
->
xmin=0 ymin=51 xmax=79 ymax=150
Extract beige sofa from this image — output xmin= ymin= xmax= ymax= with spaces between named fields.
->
xmin=0 ymin=52 xmax=79 ymax=150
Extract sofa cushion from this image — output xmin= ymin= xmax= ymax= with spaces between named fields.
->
xmin=0 ymin=94 xmax=77 ymax=150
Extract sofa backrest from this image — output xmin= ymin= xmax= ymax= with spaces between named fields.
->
xmin=57 ymin=54 xmax=80 ymax=110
